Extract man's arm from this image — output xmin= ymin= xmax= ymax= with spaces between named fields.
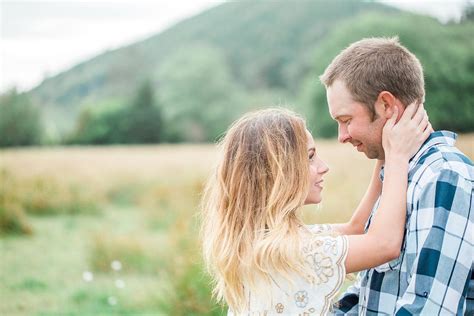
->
xmin=395 ymin=169 xmax=473 ymax=315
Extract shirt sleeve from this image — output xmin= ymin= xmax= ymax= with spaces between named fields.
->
xmin=301 ymin=233 xmax=349 ymax=314
xmin=395 ymin=169 xmax=473 ymax=315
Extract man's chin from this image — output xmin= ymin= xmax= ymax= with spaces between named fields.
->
xmin=363 ymin=149 xmax=381 ymax=160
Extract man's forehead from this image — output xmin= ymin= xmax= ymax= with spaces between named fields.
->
xmin=328 ymin=98 xmax=368 ymax=121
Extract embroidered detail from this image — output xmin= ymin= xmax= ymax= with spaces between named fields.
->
xmin=294 ymin=290 xmax=309 ymax=308
xmin=275 ymin=303 xmax=284 ymax=313
xmin=306 ymin=251 xmax=334 ymax=284
xmin=308 ymin=307 xmax=316 ymax=313
xmin=323 ymin=237 xmax=338 ymax=255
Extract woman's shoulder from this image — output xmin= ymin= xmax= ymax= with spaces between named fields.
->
xmin=305 ymin=223 xmax=333 ymax=234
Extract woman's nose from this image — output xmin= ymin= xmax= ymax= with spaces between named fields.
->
xmin=318 ymin=160 xmax=329 ymax=174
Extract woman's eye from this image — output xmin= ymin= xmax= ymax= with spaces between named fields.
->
xmin=309 ymin=154 xmax=315 ymax=162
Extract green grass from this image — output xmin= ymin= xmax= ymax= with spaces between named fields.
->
xmin=0 ymin=206 xmax=172 ymax=315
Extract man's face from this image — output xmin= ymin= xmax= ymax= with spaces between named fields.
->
xmin=326 ymin=80 xmax=386 ymax=160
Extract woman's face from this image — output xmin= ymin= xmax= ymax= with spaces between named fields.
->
xmin=304 ymin=131 xmax=329 ymax=205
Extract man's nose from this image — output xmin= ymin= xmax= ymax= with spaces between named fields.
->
xmin=338 ymin=125 xmax=351 ymax=143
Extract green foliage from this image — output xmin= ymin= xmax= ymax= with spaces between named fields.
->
xmin=158 ymin=45 xmax=246 ymax=142
xmin=462 ymin=2 xmax=474 ymax=22
xmin=0 ymin=89 xmax=42 ymax=147
xmin=122 ymin=80 xmax=164 ymax=143
xmin=68 ymin=80 xmax=164 ymax=144
xmin=299 ymin=12 xmax=474 ymax=137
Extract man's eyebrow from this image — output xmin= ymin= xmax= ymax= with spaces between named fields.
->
xmin=334 ymin=114 xmax=351 ymax=121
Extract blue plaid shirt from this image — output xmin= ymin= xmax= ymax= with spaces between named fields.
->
xmin=333 ymin=131 xmax=474 ymax=315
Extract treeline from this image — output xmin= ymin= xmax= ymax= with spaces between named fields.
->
xmin=0 ymin=82 xmax=165 ymax=146
xmin=67 ymin=80 xmax=164 ymax=144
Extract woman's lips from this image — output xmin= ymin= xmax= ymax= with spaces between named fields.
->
xmin=314 ymin=180 xmax=324 ymax=188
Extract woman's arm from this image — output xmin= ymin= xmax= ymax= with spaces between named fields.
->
xmin=331 ymin=159 xmax=383 ymax=235
xmin=344 ymin=103 xmax=432 ymax=273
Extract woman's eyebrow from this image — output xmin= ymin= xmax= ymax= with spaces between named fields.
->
xmin=308 ymin=147 xmax=315 ymax=152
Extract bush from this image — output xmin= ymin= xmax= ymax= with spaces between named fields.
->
xmin=0 ymin=89 xmax=42 ymax=147
xmin=0 ymin=169 xmax=33 ymax=235
xmin=0 ymin=202 xmax=33 ymax=236
xmin=23 ymin=177 xmax=100 ymax=216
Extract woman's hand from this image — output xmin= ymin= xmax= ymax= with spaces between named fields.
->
xmin=382 ymin=102 xmax=432 ymax=162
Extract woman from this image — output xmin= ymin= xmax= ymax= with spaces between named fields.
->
xmin=201 ymin=104 xmax=430 ymax=315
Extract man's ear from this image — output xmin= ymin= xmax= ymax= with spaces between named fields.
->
xmin=374 ymin=91 xmax=403 ymax=121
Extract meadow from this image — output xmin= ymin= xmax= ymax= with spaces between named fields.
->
xmin=1 ymin=135 xmax=473 ymax=315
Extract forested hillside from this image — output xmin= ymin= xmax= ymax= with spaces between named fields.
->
xmin=2 ymin=0 xmax=472 ymax=144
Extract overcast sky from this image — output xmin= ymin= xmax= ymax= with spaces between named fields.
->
xmin=0 ymin=0 xmax=470 ymax=93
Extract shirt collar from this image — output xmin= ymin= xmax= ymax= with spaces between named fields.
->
xmin=379 ymin=130 xmax=457 ymax=181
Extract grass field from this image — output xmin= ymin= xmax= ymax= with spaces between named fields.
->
xmin=1 ymin=135 xmax=473 ymax=315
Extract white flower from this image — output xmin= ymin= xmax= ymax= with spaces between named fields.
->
xmin=115 ymin=279 xmax=125 ymax=289
xmin=82 ymin=271 xmax=93 ymax=282
xmin=108 ymin=296 xmax=117 ymax=306
xmin=111 ymin=260 xmax=122 ymax=271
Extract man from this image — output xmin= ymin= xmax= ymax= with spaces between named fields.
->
xmin=320 ymin=37 xmax=473 ymax=315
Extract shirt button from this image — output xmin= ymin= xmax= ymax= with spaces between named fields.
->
xmin=423 ymin=291 xmax=428 ymax=297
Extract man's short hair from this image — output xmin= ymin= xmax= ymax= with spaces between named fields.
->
xmin=320 ymin=37 xmax=425 ymax=116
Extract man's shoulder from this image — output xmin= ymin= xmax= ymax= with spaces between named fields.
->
xmin=410 ymin=142 xmax=473 ymax=186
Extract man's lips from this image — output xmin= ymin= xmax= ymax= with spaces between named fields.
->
xmin=352 ymin=142 xmax=363 ymax=151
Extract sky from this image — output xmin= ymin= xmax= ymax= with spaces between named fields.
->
xmin=0 ymin=0 xmax=470 ymax=93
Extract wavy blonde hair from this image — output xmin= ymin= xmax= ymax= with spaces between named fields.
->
xmin=201 ymin=108 xmax=315 ymax=313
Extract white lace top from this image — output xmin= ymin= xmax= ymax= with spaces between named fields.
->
xmin=228 ymin=224 xmax=348 ymax=315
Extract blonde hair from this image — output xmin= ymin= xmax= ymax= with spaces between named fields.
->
xmin=320 ymin=37 xmax=425 ymax=117
xmin=201 ymin=108 xmax=314 ymax=312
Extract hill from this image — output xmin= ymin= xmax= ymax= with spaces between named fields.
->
xmin=25 ymin=0 xmax=473 ymax=142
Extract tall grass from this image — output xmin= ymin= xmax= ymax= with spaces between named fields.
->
xmin=0 ymin=169 xmax=33 ymax=235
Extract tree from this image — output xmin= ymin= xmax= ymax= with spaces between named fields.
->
xmin=67 ymin=80 xmax=164 ymax=144
xmin=158 ymin=45 xmax=246 ymax=142
xmin=121 ymin=79 xmax=164 ymax=143
xmin=0 ymin=89 xmax=42 ymax=147
xmin=298 ymin=12 xmax=474 ymax=137
xmin=461 ymin=2 xmax=474 ymax=22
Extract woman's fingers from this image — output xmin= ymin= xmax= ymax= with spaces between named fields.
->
xmin=422 ymin=122 xmax=432 ymax=140
xmin=399 ymin=101 xmax=418 ymax=122
xmin=412 ymin=103 xmax=427 ymax=125
xmin=384 ymin=106 xmax=398 ymax=130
